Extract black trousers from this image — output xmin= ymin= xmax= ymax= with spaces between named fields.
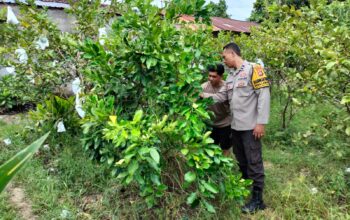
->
xmin=211 ymin=125 xmax=232 ymax=150
xmin=231 ymin=129 xmax=265 ymax=191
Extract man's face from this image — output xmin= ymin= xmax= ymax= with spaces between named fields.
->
xmin=222 ymin=49 xmax=236 ymax=68
xmin=208 ymin=71 xmax=222 ymax=86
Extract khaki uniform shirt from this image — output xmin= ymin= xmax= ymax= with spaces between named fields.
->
xmin=203 ymin=61 xmax=270 ymax=131
xmin=201 ymin=81 xmax=232 ymax=128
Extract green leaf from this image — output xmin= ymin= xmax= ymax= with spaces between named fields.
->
xmin=195 ymin=108 xmax=210 ymax=120
xmin=107 ymin=156 xmax=114 ymax=165
xmin=146 ymin=157 xmax=160 ymax=171
xmin=131 ymin=128 xmax=141 ymax=137
xmin=181 ymin=148 xmax=189 ymax=155
xmin=326 ymin=61 xmax=336 ymax=70
xmin=125 ymin=175 xmax=133 ymax=184
xmin=204 ymin=137 xmax=214 ymax=144
xmin=151 ymin=174 xmax=161 ymax=185
xmin=133 ymin=110 xmax=143 ymax=123
xmin=150 ymin=148 xmax=160 ymax=164
xmin=292 ymin=98 xmax=301 ymax=106
xmin=128 ymin=161 xmax=139 ymax=175
xmin=346 ymin=127 xmax=350 ymax=136
xmin=186 ymin=192 xmax=197 ymax=205
xmin=340 ymin=96 xmax=350 ymax=105
xmin=168 ymin=55 xmax=175 ymax=62
xmin=115 ymin=159 xmax=125 ymax=165
xmin=203 ymin=182 xmax=218 ymax=194
xmin=146 ymin=58 xmax=157 ymax=69
xmin=203 ymin=131 xmax=211 ymax=139
xmin=195 ymin=50 xmax=201 ymax=59
xmin=203 ymin=200 xmax=216 ymax=213
xmin=117 ymin=172 xmax=128 ymax=179
xmin=205 ymin=149 xmax=214 ymax=157
xmin=0 ymin=7 xmax=6 ymax=21
xmin=184 ymin=171 xmax=196 ymax=183
xmin=0 ymin=132 xmax=50 ymax=193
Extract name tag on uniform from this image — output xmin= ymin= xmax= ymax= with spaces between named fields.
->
xmin=236 ymin=71 xmax=248 ymax=88
xmin=236 ymin=80 xmax=248 ymax=88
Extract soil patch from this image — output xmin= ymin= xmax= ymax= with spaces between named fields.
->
xmin=7 ymin=185 xmax=38 ymax=220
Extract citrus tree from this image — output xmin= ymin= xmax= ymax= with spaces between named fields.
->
xmin=80 ymin=0 xmax=250 ymax=213
xmin=0 ymin=2 xmax=80 ymax=110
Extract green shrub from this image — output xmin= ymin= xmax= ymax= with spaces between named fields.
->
xmin=79 ymin=0 xmax=250 ymax=212
xmin=30 ymin=96 xmax=80 ymax=134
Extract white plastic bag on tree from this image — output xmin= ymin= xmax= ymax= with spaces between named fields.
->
xmin=75 ymin=95 xmax=85 ymax=118
xmin=71 ymin=77 xmax=86 ymax=118
xmin=57 ymin=121 xmax=66 ymax=133
xmin=15 ymin=48 xmax=28 ymax=64
xmin=35 ymin=36 xmax=49 ymax=50
xmin=132 ymin=7 xmax=141 ymax=15
xmin=27 ymin=75 xmax=35 ymax=84
xmin=71 ymin=78 xmax=81 ymax=95
xmin=7 ymin=6 xmax=19 ymax=25
xmin=98 ymin=27 xmax=107 ymax=45
xmin=3 ymin=138 xmax=12 ymax=145
xmin=0 ymin=66 xmax=16 ymax=78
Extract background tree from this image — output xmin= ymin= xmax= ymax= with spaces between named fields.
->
xmin=250 ymin=0 xmax=310 ymax=22
xmin=207 ymin=0 xmax=230 ymax=18
xmin=238 ymin=0 xmax=350 ymax=158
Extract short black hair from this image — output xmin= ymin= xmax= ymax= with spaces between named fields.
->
xmin=207 ymin=63 xmax=225 ymax=76
xmin=223 ymin=42 xmax=241 ymax=57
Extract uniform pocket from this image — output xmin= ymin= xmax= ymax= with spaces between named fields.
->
xmin=236 ymin=86 xmax=253 ymax=97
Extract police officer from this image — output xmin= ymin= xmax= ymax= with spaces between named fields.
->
xmin=201 ymin=63 xmax=232 ymax=156
xmin=202 ymin=42 xmax=270 ymax=213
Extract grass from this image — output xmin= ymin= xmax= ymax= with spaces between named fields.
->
xmin=0 ymin=100 xmax=349 ymax=219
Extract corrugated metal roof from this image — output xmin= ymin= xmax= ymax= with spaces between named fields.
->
xmin=178 ymin=14 xmax=258 ymax=33
xmin=0 ymin=0 xmax=112 ymax=8
xmin=1 ymin=1 xmax=258 ymax=33
xmin=211 ymin=17 xmax=258 ymax=33
xmin=0 ymin=0 xmax=70 ymax=8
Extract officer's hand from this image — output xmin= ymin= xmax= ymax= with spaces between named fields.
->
xmin=253 ymin=124 xmax=265 ymax=140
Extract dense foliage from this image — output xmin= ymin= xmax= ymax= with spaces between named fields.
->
xmin=79 ymin=0 xmax=250 ymax=211
xmin=1 ymin=0 xmax=349 ymax=216
xmin=0 ymin=3 xmax=78 ymax=110
xmin=238 ymin=0 xmax=350 ymax=158
xmin=251 ymin=0 xmax=310 ymax=22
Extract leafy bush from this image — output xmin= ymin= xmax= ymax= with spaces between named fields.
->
xmin=81 ymin=95 xmax=115 ymax=161
xmin=103 ymin=110 xmax=251 ymax=209
xmin=79 ymin=0 xmax=250 ymax=212
xmin=30 ymin=96 xmax=80 ymax=134
xmin=0 ymin=3 xmax=81 ymax=111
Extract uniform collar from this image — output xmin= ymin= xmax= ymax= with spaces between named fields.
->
xmin=230 ymin=60 xmax=248 ymax=76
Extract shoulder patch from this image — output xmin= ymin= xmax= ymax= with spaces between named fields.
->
xmin=252 ymin=64 xmax=269 ymax=90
